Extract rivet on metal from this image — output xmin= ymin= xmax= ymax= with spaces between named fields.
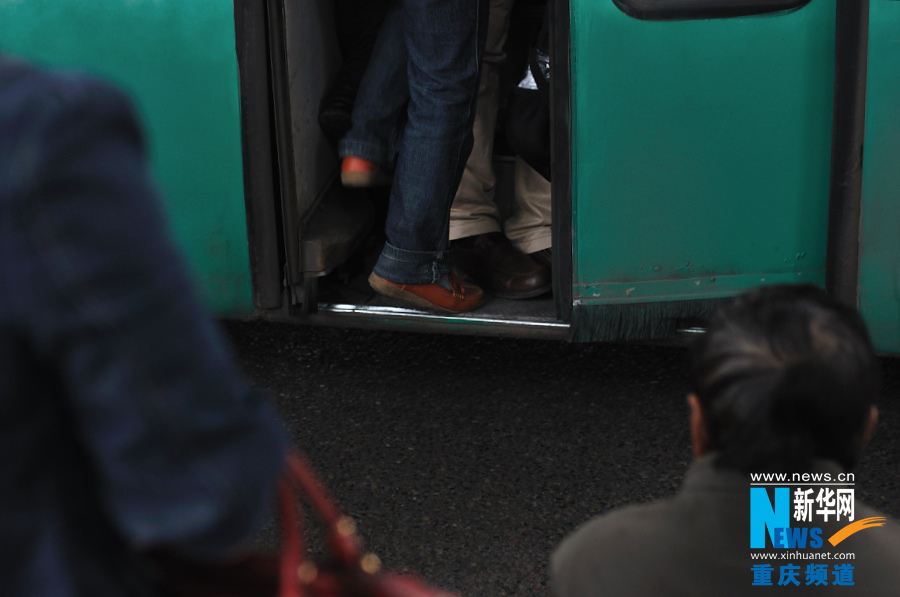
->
xmin=360 ymin=553 xmax=382 ymax=574
xmin=337 ymin=516 xmax=357 ymax=537
xmin=297 ymin=562 xmax=318 ymax=583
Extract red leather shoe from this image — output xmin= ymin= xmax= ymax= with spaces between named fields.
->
xmin=368 ymin=271 xmax=484 ymax=313
xmin=341 ymin=156 xmax=392 ymax=187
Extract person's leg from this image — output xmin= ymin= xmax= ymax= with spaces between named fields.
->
xmin=448 ymin=0 xmax=513 ymax=241
xmin=318 ymin=0 xmax=393 ymax=140
xmin=372 ymin=0 xmax=488 ymax=286
xmin=505 ymin=155 xmax=552 ymax=254
xmin=338 ymin=2 xmax=408 ymax=170
xmin=448 ymin=0 xmax=550 ymax=299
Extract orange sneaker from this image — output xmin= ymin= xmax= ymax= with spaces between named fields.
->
xmin=368 ymin=271 xmax=484 ymax=313
xmin=341 ymin=156 xmax=392 ymax=187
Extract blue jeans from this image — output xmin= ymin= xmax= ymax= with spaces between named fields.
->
xmin=339 ymin=0 xmax=488 ymax=284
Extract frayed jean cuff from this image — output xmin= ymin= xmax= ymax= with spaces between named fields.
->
xmin=373 ymin=241 xmax=452 ymax=284
xmin=338 ymin=138 xmax=394 ymax=169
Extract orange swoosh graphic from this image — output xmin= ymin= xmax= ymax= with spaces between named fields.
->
xmin=828 ymin=517 xmax=887 ymax=546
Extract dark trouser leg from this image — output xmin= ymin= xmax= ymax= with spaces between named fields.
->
xmin=319 ymin=0 xmax=393 ymax=140
xmin=373 ymin=0 xmax=488 ymax=284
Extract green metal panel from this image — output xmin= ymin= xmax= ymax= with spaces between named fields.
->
xmin=569 ymin=1 xmax=835 ymax=308
xmin=0 ymin=0 xmax=253 ymax=315
xmin=859 ymin=0 xmax=900 ymax=354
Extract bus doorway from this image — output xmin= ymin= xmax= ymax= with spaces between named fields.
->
xmin=260 ymin=0 xmax=569 ymax=339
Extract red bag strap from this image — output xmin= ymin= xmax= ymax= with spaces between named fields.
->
xmin=285 ymin=452 xmax=363 ymax=564
xmin=284 ymin=453 xmax=344 ymax=531
xmin=277 ymin=452 xmax=461 ymax=597
xmin=278 ymin=452 xmax=369 ymax=597
xmin=278 ymin=479 xmax=304 ymax=597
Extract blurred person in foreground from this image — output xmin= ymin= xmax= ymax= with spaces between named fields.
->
xmin=0 ymin=56 xmax=287 ymax=596
xmin=552 ymin=284 xmax=900 ymax=596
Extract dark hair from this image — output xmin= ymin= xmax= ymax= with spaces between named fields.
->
xmin=689 ymin=284 xmax=880 ymax=472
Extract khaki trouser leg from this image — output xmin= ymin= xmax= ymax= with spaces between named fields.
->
xmin=449 ymin=0 xmax=514 ymax=241
xmin=505 ymin=156 xmax=552 ymax=254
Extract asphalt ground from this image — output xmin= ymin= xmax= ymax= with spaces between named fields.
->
xmin=222 ymin=321 xmax=900 ymax=597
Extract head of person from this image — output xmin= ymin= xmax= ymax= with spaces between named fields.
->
xmin=688 ymin=283 xmax=880 ymax=473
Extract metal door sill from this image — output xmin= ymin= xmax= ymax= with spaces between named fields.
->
xmin=297 ymin=302 xmax=570 ymax=340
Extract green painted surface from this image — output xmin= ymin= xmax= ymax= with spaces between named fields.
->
xmin=0 ymin=0 xmax=253 ymax=315
xmin=569 ymin=2 xmax=835 ymax=307
xmin=577 ymin=270 xmax=820 ymax=304
xmin=859 ymin=1 xmax=900 ymax=354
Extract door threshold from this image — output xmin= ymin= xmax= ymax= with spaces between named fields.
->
xmin=296 ymin=298 xmax=570 ymax=340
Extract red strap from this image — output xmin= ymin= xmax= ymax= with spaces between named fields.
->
xmin=276 ymin=452 xmax=460 ymax=597
xmin=278 ymin=479 xmax=303 ymax=597
xmin=285 ymin=453 xmax=362 ymax=565
xmin=285 ymin=453 xmax=343 ymax=527
xmin=278 ymin=452 xmax=363 ymax=596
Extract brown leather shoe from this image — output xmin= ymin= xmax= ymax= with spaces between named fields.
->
xmin=529 ymin=247 xmax=552 ymax=269
xmin=368 ymin=271 xmax=483 ymax=313
xmin=452 ymin=232 xmax=551 ymax=299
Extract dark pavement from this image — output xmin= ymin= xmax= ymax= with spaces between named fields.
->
xmin=222 ymin=321 xmax=900 ymax=597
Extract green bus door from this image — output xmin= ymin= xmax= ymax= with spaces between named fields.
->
xmin=566 ymin=0 xmax=837 ymax=341
xmin=859 ymin=0 xmax=900 ymax=353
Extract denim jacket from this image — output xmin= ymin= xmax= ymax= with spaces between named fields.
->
xmin=0 ymin=57 xmax=287 ymax=596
